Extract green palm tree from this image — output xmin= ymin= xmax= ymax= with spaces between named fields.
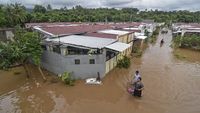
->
xmin=5 ymin=3 xmax=27 ymax=27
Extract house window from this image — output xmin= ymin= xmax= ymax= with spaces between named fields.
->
xmin=89 ymin=59 xmax=95 ymax=64
xmin=75 ymin=59 xmax=80 ymax=64
xmin=53 ymin=45 xmax=61 ymax=54
xmin=67 ymin=46 xmax=89 ymax=55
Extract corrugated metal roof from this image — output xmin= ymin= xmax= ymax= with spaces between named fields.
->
xmin=33 ymin=26 xmax=54 ymax=36
xmin=123 ymin=27 xmax=140 ymax=30
xmin=135 ymin=32 xmax=145 ymax=36
xmin=105 ymin=42 xmax=131 ymax=52
xmin=136 ymin=36 xmax=147 ymax=40
xmin=98 ymin=29 xmax=130 ymax=35
xmin=119 ymin=28 xmax=141 ymax=33
xmin=84 ymin=32 xmax=117 ymax=39
xmin=46 ymin=35 xmax=117 ymax=49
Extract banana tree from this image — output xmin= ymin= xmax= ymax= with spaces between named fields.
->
xmin=0 ymin=27 xmax=46 ymax=80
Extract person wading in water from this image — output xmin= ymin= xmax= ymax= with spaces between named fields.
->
xmin=127 ymin=71 xmax=143 ymax=96
xmin=161 ymin=39 xmax=164 ymax=44
xmin=133 ymin=77 xmax=144 ymax=97
xmin=133 ymin=70 xmax=141 ymax=83
xmin=160 ymin=39 xmax=164 ymax=47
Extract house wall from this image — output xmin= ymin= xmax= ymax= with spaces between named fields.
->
xmin=105 ymin=56 xmax=117 ymax=74
xmin=118 ymin=33 xmax=134 ymax=56
xmin=104 ymin=33 xmax=134 ymax=74
xmin=118 ymin=34 xmax=129 ymax=43
xmin=5 ymin=31 xmax=14 ymax=41
xmin=0 ymin=30 xmax=14 ymax=41
xmin=41 ymin=50 xmax=106 ymax=79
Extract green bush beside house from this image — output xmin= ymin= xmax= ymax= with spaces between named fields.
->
xmin=61 ymin=72 xmax=75 ymax=86
xmin=172 ymin=35 xmax=200 ymax=51
xmin=117 ymin=56 xmax=131 ymax=69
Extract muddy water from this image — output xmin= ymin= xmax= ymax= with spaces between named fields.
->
xmin=1 ymin=30 xmax=200 ymax=113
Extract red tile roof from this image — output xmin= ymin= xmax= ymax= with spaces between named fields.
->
xmin=40 ymin=24 xmax=112 ymax=35
xmin=31 ymin=22 xmax=143 ymax=36
xmin=25 ymin=22 xmax=81 ymax=28
xmin=112 ymin=22 xmax=142 ymax=29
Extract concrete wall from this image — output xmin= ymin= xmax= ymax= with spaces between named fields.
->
xmin=5 ymin=31 xmax=14 ymax=41
xmin=105 ymin=56 xmax=117 ymax=74
xmin=41 ymin=51 xmax=106 ymax=79
xmin=0 ymin=30 xmax=14 ymax=41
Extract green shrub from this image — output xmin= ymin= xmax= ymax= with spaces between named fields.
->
xmin=144 ymin=38 xmax=149 ymax=43
xmin=174 ymin=53 xmax=186 ymax=59
xmin=172 ymin=35 xmax=182 ymax=48
xmin=117 ymin=56 xmax=131 ymax=69
xmin=149 ymin=26 xmax=160 ymax=43
xmin=153 ymin=26 xmax=160 ymax=35
xmin=132 ymin=46 xmax=139 ymax=53
xmin=132 ymin=47 xmax=143 ymax=57
xmin=172 ymin=35 xmax=200 ymax=51
xmin=61 ymin=72 xmax=75 ymax=86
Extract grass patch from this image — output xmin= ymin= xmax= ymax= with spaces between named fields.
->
xmin=172 ymin=35 xmax=200 ymax=51
xmin=174 ymin=51 xmax=186 ymax=59
xmin=13 ymin=71 xmax=21 ymax=75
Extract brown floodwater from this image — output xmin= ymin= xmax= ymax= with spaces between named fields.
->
xmin=1 ymin=30 xmax=200 ymax=113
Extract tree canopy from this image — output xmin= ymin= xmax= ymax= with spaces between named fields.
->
xmin=0 ymin=4 xmax=200 ymax=27
xmin=0 ymin=27 xmax=46 ymax=80
xmin=33 ymin=5 xmax=46 ymax=13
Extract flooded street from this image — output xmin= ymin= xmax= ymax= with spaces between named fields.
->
xmin=1 ymin=30 xmax=200 ymax=113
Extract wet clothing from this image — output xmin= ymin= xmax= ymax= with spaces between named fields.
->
xmin=133 ymin=82 xmax=144 ymax=97
xmin=134 ymin=74 xmax=141 ymax=82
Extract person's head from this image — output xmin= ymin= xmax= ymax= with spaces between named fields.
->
xmin=138 ymin=77 xmax=142 ymax=82
xmin=136 ymin=70 xmax=139 ymax=75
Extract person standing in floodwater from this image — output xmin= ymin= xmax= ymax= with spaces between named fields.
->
xmin=160 ymin=39 xmax=164 ymax=47
xmin=161 ymin=39 xmax=164 ymax=44
xmin=133 ymin=77 xmax=144 ymax=97
xmin=133 ymin=70 xmax=141 ymax=83
xmin=96 ymin=72 xmax=101 ymax=82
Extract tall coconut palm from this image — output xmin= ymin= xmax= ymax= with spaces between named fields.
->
xmin=5 ymin=3 xmax=27 ymax=27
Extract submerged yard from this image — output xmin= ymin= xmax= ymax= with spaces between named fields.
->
xmin=1 ymin=31 xmax=200 ymax=113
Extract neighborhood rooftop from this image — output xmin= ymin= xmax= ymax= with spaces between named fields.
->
xmin=105 ymin=42 xmax=131 ymax=52
xmin=28 ymin=22 xmax=151 ymax=36
xmin=119 ymin=28 xmax=141 ymax=33
xmin=84 ymin=32 xmax=117 ymax=39
xmin=34 ymin=24 xmax=112 ymax=36
xmin=98 ymin=29 xmax=131 ymax=35
xmin=46 ymin=35 xmax=117 ymax=49
xmin=20 ymin=22 xmax=157 ymax=79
